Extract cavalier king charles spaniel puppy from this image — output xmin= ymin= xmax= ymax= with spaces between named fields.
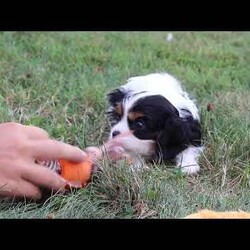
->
xmin=106 ymin=73 xmax=203 ymax=174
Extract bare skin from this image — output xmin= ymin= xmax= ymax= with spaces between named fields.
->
xmin=0 ymin=122 xmax=88 ymax=200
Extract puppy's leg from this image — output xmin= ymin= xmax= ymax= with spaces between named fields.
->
xmin=106 ymin=146 xmax=148 ymax=171
xmin=175 ymin=146 xmax=203 ymax=174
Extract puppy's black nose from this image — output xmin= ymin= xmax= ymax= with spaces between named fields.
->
xmin=112 ymin=131 xmax=120 ymax=138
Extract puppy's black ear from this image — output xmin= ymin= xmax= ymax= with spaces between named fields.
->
xmin=107 ymin=88 xmax=125 ymax=106
xmin=156 ymin=116 xmax=201 ymax=162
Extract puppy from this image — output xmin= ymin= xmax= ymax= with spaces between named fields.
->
xmin=106 ymin=73 xmax=203 ymax=174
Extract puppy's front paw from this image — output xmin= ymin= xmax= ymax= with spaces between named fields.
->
xmin=106 ymin=146 xmax=127 ymax=161
xmin=179 ymin=163 xmax=200 ymax=175
xmin=85 ymin=146 xmax=103 ymax=160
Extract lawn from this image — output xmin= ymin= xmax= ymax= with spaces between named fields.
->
xmin=0 ymin=31 xmax=249 ymax=218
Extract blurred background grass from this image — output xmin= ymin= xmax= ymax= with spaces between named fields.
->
xmin=0 ymin=32 xmax=249 ymax=218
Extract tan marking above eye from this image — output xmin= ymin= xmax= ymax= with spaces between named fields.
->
xmin=115 ymin=103 xmax=123 ymax=116
xmin=128 ymin=111 xmax=145 ymax=121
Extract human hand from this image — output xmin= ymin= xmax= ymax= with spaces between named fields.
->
xmin=0 ymin=122 xmax=87 ymax=200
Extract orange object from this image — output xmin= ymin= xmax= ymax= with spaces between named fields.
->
xmin=59 ymin=157 xmax=93 ymax=188
xmin=185 ymin=209 xmax=250 ymax=219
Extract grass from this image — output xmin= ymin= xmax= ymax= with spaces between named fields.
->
xmin=0 ymin=31 xmax=249 ymax=218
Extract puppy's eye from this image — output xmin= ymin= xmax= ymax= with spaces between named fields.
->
xmin=135 ymin=120 xmax=145 ymax=130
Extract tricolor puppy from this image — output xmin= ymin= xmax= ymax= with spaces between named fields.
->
xmin=106 ymin=73 xmax=202 ymax=174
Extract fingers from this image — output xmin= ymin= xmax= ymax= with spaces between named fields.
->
xmin=23 ymin=125 xmax=49 ymax=140
xmin=29 ymin=139 xmax=87 ymax=162
xmin=0 ymin=122 xmax=49 ymax=140
xmin=0 ymin=180 xmax=42 ymax=200
xmin=22 ymin=163 xmax=67 ymax=191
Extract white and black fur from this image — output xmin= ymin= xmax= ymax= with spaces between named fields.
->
xmin=106 ymin=73 xmax=203 ymax=174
